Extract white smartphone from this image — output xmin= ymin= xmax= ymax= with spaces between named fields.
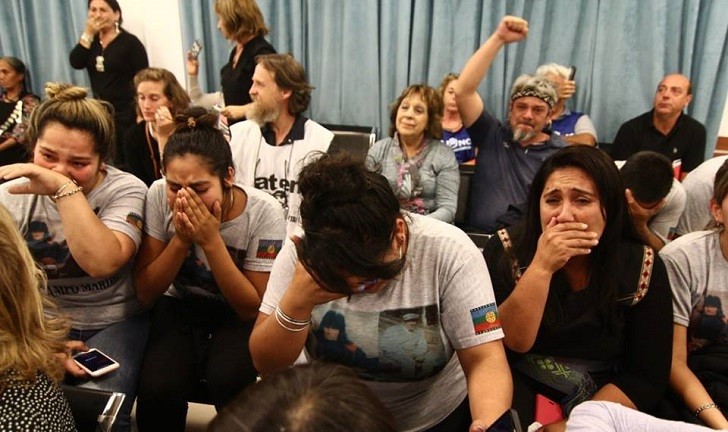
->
xmin=72 ymin=349 xmax=120 ymax=377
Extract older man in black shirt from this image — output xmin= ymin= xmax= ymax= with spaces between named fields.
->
xmin=611 ymin=74 xmax=706 ymax=180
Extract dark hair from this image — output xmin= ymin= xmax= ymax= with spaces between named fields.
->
xmin=87 ymin=0 xmax=123 ymax=25
xmin=620 ymin=151 xmax=674 ymax=203
xmin=0 ymin=57 xmax=30 ymax=94
xmin=296 ymin=153 xmax=405 ymax=294
xmin=388 ymin=85 xmax=443 ymax=139
xmin=256 ymin=54 xmax=313 ymax=115
xmin=208 ymin=362 xmax=397 ymax=432
xmin=318 ymin=310 xmax=349 ymax=343
xmin=162 ymin=107 xmax=233 ymax=186
xmin=713 ymin=159 xmax=728 ymax=204
xmin=28 ymin=83 xmax=115 ymax=162
xmin=516 ymin=145 xmax=636 ymax=327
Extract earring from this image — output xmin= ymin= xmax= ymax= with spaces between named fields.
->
xmin=398 ymin=245 xmax=402 ymax=260
xmin=115 ymin=21 xmax=120 ymax=33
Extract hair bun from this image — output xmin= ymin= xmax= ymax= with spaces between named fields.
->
xmin=44 ymin=82 xmax=88 ymax=102
xmin=173 ymin=106 xmax=219 ymax=132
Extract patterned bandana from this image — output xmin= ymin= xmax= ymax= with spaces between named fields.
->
xmin=511 ymin=88 xmax=556 ymax=108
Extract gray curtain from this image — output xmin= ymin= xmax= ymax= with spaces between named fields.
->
xmin=0 ymin=0 xmax=93 ymax=95
xmin=1 ymin=0 xmax=725 ymax=156
xmin=180 ymin=0 xmax=728 ymax=157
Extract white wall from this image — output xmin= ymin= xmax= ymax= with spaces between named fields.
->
xmin=117 ymin=0 xmax=186 ymax=85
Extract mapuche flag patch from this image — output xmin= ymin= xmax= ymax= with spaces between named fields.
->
xmin=471 ymin=303 xmax=501 ymax=334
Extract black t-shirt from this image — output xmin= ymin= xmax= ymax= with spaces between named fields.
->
xmin=220 ymin=35 xmax=276 ymax=124
xmin=610 ymin=110 xmax=706 ymax=172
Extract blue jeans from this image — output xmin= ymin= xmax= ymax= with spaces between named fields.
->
xmin=66 ymin=311 xmax=150 ymax=432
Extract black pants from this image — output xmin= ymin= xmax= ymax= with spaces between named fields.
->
xmin=135 ymin=296 xmax=257 ymax=431
xmin=424 ymin=396 xmax=472 ymax=432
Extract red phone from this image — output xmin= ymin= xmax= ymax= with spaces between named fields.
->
xmin=534 ymin=393 xmax=564 ymax=425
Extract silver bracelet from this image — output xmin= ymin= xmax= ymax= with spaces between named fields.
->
xmin=276 ymin=305 xmax=311 ymax=326
xmin=694 ymin=402 xmax=718 ymax=418
xmin=274 ymin=308 xmax=309 ymax=332
xmin=80 ymin=32 xmax=94 ymax=45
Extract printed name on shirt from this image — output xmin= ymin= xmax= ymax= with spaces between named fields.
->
xmin=471 ymin=302 xmax=502 ymax=334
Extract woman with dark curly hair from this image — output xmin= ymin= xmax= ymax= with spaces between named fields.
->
xmin=250 ymin=153 xmax=512 ymax=431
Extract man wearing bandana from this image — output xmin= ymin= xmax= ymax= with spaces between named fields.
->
xmin=455 ymin=16 xmax=566 ymax=233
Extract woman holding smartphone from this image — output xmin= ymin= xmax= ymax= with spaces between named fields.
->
xmin=133 ymin=107 xmax=286 ymax=431
xmin=123 ymin=68 xmax=190 ymax=186
xmin=0 ymin=204 xmax=75 ymax=431
xmin=0 ymin=82 xmax=149 ymax=432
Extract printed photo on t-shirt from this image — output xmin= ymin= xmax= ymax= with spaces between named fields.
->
xmin=25 ymin=219 xmax=84 ymax=279
xmin=688 ymin=292 xmax=728 ymax=352
xmin=307 ymin=304 xmax=448 ymax=382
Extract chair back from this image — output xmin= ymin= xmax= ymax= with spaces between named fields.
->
xmin=61 ymin=385 xmax=125 ymax=432
xmin=322 ymin=124 xmax=378 ymax=163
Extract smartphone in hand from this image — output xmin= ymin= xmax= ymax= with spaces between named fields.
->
xmin=189 ymin=39 xmax=203 ymax=60
xmin=568 ymin=65 xmax=577 ymax=80
xmin=72 ymin=349 xmax=120 ymax=377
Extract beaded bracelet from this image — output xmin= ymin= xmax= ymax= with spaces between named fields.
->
xmin=51 ymin=180 xmax=83 ymax=203
xmin=694 ymin=402 xmax=718 ymax=418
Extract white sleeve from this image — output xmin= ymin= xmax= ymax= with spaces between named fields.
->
xmin=259 ymin=239 xmax=298 ymax=315
xmin=648 ymin=179 xmax=686 ymax=241
xmin=574 ymin=114 xmax=598 ymax=141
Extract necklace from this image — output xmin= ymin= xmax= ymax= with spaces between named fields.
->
xmin=144 ymin=122 xmax=162 ymax=180
xmin=0 ymin=99 xmax=22 ymax=135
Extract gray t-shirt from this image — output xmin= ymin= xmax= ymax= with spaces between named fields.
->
xmin=144 ymin=180 xmax=286 ymax=301
xmin=0 ymin=166 xmax=146 ymax=330
xmin=677 ymin=156 xmax=728 ymax=235
xmin=260 ymin=214 xmax=504 ymax=431
xmin=660 ymin=230 xmax=728 ymax=351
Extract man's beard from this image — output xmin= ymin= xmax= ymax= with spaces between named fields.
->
xmin=512 ymin=126 xmax=537 ymax=143
xmin=247 ymin=99 xmax=280 ymax=126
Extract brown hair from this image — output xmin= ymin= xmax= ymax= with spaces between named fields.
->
xmin=27 ymin=82 xmax=115 ymax=162
xmin=388 ymin=84 xmax=443 ymax=139
xmin=209 ymin=362 xmax=397 ymax=432
xmin=134 ymin=68 xmax=191 ymax=115
xmin=215 ymin=0 xmax=269 ymax=42
xmin=256 ymin=53 xmax=313 ymax=116
xmin=438 ymin=72 xmax=459 ymax=99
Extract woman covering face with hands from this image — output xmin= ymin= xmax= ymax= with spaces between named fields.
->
xmin=132 ymin=107 xmax=285 ymax=431
xmin=69 ymin=0 xmax=149 ymax=168
xmin=483 ymin=145 xmax=673 ymax=429
xmin=250 ymin=154 xmax=512 ymax=432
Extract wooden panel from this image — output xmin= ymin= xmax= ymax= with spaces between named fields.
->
xmin=715 ymin=137 xmax=728 ymax=157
